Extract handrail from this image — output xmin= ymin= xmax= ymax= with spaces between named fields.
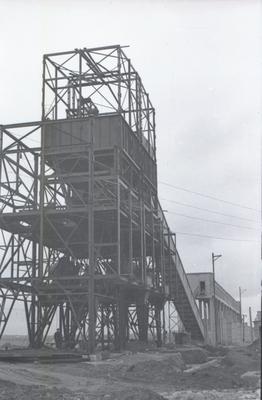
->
xmin=157 ymin=199 xmax=205 ymax=338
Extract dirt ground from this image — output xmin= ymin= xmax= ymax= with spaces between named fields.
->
xmin=0 ymin=340 xmax=260 ymax=400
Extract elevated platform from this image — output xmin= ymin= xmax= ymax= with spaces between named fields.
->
xmin=0 ymin=45 xmax=205 ymax=350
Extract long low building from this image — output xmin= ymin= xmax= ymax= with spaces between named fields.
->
xmin=187 ymin=272 xmax=250 ymax=345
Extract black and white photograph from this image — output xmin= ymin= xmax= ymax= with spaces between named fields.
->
xmin=0 ymin=1 xmax=260 ymax=399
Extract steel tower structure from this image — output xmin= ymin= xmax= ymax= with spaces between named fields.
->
xmin=0 ymin=46 xmax=205 ymax=351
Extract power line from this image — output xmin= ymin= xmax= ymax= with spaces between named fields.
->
xmin=160 ymin=197 xmax=258 ymax=223
xmin=166 ymin=210 xmax=259 ymax=231
xmin=159 ymin=181 xmax=260 ymax=212
xmin=175 ymin=231 xmax=260 ymax=243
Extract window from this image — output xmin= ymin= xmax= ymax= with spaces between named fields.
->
xmin=200 ymin=281 xmax=205 ymax=295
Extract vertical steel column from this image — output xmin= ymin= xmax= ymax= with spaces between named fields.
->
xmin=136 ymin=301 xmax=148 ymax=342
xmin=65 ymin=303 xmax=70 ymax=343
xmin=79 ymin=51 xmax=82 ymax=107
xmin=167 ymin=229 xmax=171 ymax=291
xmin=106 ymin=307 xmax=111 ymax=348
xmin=54 ymin=67 xmax=58 ymax=120
xmin=0 ymin=126 xmax=2 ymax=199
xmin=162 ymin=305 xmax=166 ymax=344
xmin=11 ymin=235 xmax=15 ymax=279
xmin=88 ymin=119 xmax=95 ymax=353
xmin=37 ymin=124 xmax=45 ymax=347
xmin=146 ymin=94 xmax=150 ymax=152
xmin=168 ymin=301 xmax=171 ymax=342
xmin=151 ymin=206 xmax=156 ymax=287
xmin=135 ymin=74 xmax=139 ymax=135
xmin=39 ymin=55 xmax=47 ymax=279
xmin=118 ymin=288 xmax=128 ymax=349
xmin=59 ymin=304 xmax=64 ymax=333
xmin=140 ymin=196 xmax=145 ymax=283
xmin=100 ymin=304 xmax=105 ymax=349
xmin=35 ymin=58 xmax=47 ymax=347
xmin=152 ymin=109 xmax=156 ymax=159
xmin=155 ymin=304 xmax=162 ymax=347
xmin=30 ymin=154 xmax=39 ymax=346
xmin=128 ymin=59 xmax=132 ymax=127
xmin=117 ymin=47 xmax=121 ymax=113
xmin=159 ymin=219 xmax=164 ymax=290
xmin=112 ymin=303 xmax=120 ymax=350
xmin=116 ymin=149 xmax=121 ymax=275
xmin=138 ymin=76 xmax=142 ymax=137
xmin=129 ymin=189 xmax=133 ymax=274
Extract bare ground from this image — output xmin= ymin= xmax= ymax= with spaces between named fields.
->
xmin=0 ymin=340 xmax=260 ymax=399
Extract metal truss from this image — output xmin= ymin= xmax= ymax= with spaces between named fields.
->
xmin=165 ymin=301 xmax=184 ymax=343
xmin=0 ymin=46 xmax=205 ymax=352
xmin=42 ymin=45 xmax=156 ymax=160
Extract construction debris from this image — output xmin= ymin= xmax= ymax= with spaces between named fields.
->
xmin=0 ymin=341 xmax=259 ymax=399
xmin=240 ymin=371 xmax=261 ymax=388
xmin=184 ymin=358 xmax=221 ymax=374
xmin=177 ymin=347 xmax=209 ymax=364
xmin=0 ymin=348 xmax=89 ymax=363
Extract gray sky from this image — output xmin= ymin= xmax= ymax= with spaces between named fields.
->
xmin=0 ymin=0 xmax=261 ymax=333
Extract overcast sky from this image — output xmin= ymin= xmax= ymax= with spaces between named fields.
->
xmin=0 ymin=0 xmax=261 ymax=333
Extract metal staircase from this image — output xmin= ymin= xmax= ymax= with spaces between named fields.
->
xmin=160 ymin=205 xmax=205 ymax=340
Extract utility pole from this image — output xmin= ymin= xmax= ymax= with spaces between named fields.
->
xmin=239 ymin=287 xmax=242 ymax=321
xmin=242 ymin=314 xmax=246 ymax=343
xmin=249 ymin=307 xmax=254 ymax=343
xmin=212 ymin=252 xmax=222 ymax=346
xmin=239 ymin=287 xmax=246 ymax=343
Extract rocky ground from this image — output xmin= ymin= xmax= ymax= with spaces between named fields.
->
xmin=0 ymin=339 xmax=260 ymax=399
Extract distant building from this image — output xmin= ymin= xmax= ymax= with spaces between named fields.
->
xmin=187 ymin=272 xmax=252 ymax=345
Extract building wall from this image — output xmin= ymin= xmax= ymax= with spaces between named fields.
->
xmin=187 ymin=273 xmax=214 ymax=298
xmin=215 ymin=282 xmax=241 ymax=314
xmin=187 ymin=273 xmax=244 ymax=346
xmin=231 ymin=322 xmax=254 ymax=344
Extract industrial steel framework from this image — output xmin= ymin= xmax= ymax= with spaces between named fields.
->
xmin=0 ymin=45 xmax=205 ymax=352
